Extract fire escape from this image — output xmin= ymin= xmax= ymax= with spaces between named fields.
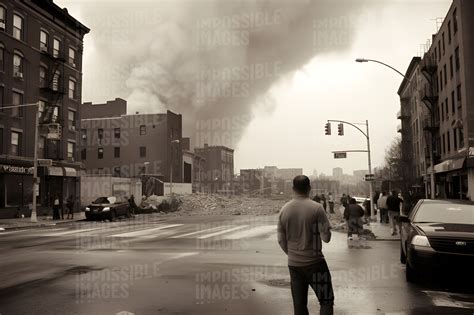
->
xmin=420 ymin=53 xmax=440 ymax=167
xmin=39 ymin=44 xmax=66 ymax=161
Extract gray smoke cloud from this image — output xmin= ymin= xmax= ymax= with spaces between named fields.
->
xmin=78 ymin=0 xmax=379 ymax=148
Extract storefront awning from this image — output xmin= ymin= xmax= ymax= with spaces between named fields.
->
xmin=47 ymin=166 xmax=64 ymax=176
xmin=432 ymin=157 xmax=466 ymax=174
xmin=64 ymin=167 xmax=78 ymax=177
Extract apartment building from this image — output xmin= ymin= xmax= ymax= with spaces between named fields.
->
xmin=194 ymin=144 xmax=234 ymax=193
xmin=398 ymin=0 xmax=474 ymax=199
xmin=0 ymin=0 xmax=89 ymax=218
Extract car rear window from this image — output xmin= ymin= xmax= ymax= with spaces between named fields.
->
xmin=93 ymin=197 xmax=110 ymax=204
xmin=413 ymin=203 xmax=474 ymax=224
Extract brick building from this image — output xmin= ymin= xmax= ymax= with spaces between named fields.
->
xmin=194 ymin=144 xmax=234 ymax=193
xmin=0 ymin=0 xmax=89 ymax=218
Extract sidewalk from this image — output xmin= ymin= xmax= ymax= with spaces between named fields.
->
xmin=0 ymin=212 xmax=86 ymax=231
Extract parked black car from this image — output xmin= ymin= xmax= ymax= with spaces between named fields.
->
xmin=399 ymin=199 xmax=474 ymax=283
xmin=85 ymin=196 xmax=131 ymax=221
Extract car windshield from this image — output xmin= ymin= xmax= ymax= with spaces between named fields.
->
xmin=93 ymin=197 xmax=116 ymax=204
xmin=413 ymin=203 xmax=474 ymax=224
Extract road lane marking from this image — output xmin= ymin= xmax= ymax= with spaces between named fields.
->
xmin=42 ymin=227 xmax=104 ymax=236
xmin=110 ymin=224 xmax=184 ymax=238
xmin=197 ymin=225 xmax=249 ymax=239
xmin=171 ymin=226 xmax=228 ymax=238
xmin=223 ymin=225 xmax=276 ymax=239
xmin=423 ymin=291 xmax=474 ymax=309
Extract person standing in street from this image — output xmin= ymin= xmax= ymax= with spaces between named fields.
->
xmin=53 ymin=195 xmax=60 ymax=220
xmin=321 ymin=193 xmax=327 ymax=212
xmin=386 ymin=191 xmax=403 ymax=235
xmin=328 ymin=192 xmax=335 ymax=214
xmin=377 ymin=192 xmax=389 ymax=224
xmin=344 ymin=198 xmax=365 ymax=240
xmin=66 ymin=195 xmax=74 ymax=219
xmin=278 ymin=175 xmax=334 ymax=315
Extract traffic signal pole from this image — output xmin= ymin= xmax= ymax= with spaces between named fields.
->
xmin=326 ymin=119 xmax=375 ymax=220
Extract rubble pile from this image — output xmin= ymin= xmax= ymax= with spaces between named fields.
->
xmin=178 ymin=193 xmax=287 ymax=216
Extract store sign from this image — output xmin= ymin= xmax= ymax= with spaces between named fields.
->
xmin=0 ymin=164 xmax=34 ymax=174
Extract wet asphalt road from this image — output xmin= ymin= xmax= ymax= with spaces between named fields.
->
xmin=0 ymin=214 xmax=473 ymax=315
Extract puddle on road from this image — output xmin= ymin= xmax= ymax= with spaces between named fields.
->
xmin=259 ymin=278 xmax=291 ymax=288
xmin=64 ymin=265 xmax=105 ymax=275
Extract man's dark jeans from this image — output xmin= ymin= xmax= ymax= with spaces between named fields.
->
xmin=288 ymin=260 xmax=334 ymax=315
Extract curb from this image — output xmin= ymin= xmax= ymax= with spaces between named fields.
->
xmin=0 ymin=218 xmax=87 ymax=231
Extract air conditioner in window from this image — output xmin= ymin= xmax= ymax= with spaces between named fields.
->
xmin=71 ymin=62 xmax=76 ymax=68
xmin=40 ymin=45 xmax=48 ymax=53
xmin=14 ymin=71 xmax=23 ymax=79
xmin=0 ymin=22 xmax=5 ymax=30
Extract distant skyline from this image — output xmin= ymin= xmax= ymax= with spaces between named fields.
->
xmin=57 ymin=0 xmax=452 ymax=175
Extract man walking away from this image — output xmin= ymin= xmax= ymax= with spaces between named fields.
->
xmin=278 ymin=175 xmax=334 ymax=315
xmin=386 ymin=191 xmax=403 ymax=236
xmin=53 ymin=195 xmax=60 ymax=220
xmin=377 ymin=192 xmax=389 ymax=224
xmin=328 ymin=192 xmax=335 ymax=214
xmin=321 ymin=194 xmax=327 ymax=212
xmin=66 ymin=195 xmax=74 ymax=219
xmin=344 ymin=198 xmax=365 ymax=240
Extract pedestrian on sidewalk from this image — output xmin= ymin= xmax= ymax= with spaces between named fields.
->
xmin=328 ymin=192 xmax=335 ymax=214
xmin=344 ymin=197 xmax=365 ymax=240
xmin=66 ymin=195 xmax=74 ymax=219
xmin=278 ymin=175 xmax=334 ymax=315
xmin=321 ymin=193 xmax=327 ymax=212
xmin=52 ymin=195 xmax=60 ymax=220
xmin=386 ymin=191 xmax=403 ymax=236
xmin=377 ymin=192 xmax=389 ymax=224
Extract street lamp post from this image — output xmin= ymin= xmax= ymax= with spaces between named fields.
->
xmin=169 ymin=139 xmax=180 ymax=195
xmin=356 ymin=57 xmax=436 ymax=199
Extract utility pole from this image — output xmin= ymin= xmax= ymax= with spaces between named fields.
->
xmin=365 ymin=120 xmax=374 ymax=220
xmin=169 ymin=139 xmax=180 ymax=195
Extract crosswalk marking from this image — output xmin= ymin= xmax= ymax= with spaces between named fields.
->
xmin=170 ymin=226 xmax=226 ymax=239
xmin=42 ymin=227 xmax=101 ymax=236
xmin=423 ymin=290 xmax=474 ymax=309
xmin=110 ymin=224 xmax=184 ymax=238
xmin=223 ymin=225 xmax=275 ymax=239
xmin=197 ymin=225 xmax=249 ymax=239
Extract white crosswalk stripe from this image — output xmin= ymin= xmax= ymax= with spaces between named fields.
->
xmin=197 ymin=225 xmax=249 ymax=239
xmin=170 ymin=226 xmax=226 ymax=239
xmin=42 ymin=227 xmax=102 ymax=236
xmin=110 ymin=224 xmax=184 ymax=238
xmin=223 ymin=225 xmax=275 ymax=239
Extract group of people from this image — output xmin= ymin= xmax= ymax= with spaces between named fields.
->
xmin=51 ymin=195 xmax=75 ymax=220
xmin=375 ymin=191 xmax=404 ymax=236
xmin=312 ymin=192 xmax=335 ymax=213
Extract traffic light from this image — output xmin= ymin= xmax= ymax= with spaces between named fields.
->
xmin=324 ymin=122 xmax=331 ymax=135
xmin=337 ymin=123 xmax=344 ymax=136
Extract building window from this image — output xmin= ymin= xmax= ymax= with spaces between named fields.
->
xmin=13 ymin=53 xmax=23 ymax=78
xmin=13 ymin=14 xmax=23 ymax=41
xmin=451 ymin=91 xmax=455 ymax=114
xmin=447 ymin=131 xmax=450 ymax=152
xmin=457 ymin=84 xmax=462 ymax=108
xmin=448 ymin=21 xmax=452 ymax=44
xmin=113 ymin=167 xmax=121 ymax=177
xmin=114 ymin=128 xmax=120 ymax=138
xmin=449 ymin=55 xmax=454 ymax=78
xmin=40 ymin=30 xmax=48 ymax=52
xmin=139 ymin=146 xmax=146 ymax=158
xmin=445 ymin=98 xmax=449 ymax=118
xmin=68 ymin=79 xmax=76 ymax=99
xmin=439 ymin=70 xmax=443 ymax=91
xmin=440 ymin=101 xmax=444 ymax=121
xmin=459 ymin=128 xmax=464 ymax=148
xmin=443 ymin=64 xmax=447 ymax=85
xmin=68 ymin=47 xmax=76 ymax=66
xmin=98 ymin=148 xmax=104 ymax=159
xmin=0 ymin=86 xmax=3 ymax=109
xmin=81 ymin=148 xmax=86 ymax=160
xmin=68 ymin=110 xmax=76 ymax=131
xmin=114 ymin=147 xmax=120 ymax=158
xmin=455 ymin=47 xmax=460 ymax=71
xmin=39 ymin=66 xmax=47 ymax=87
xmin=81 ymin=128 xmax=87 ymax=142
xmin=453 ymin=130 xmax=457 ymax=151
xmin=38 ymin=100 xmax=45 ymax=121
xmin=0 ymin=44 xmax=3 ymax=71
xmin=0 ymin=6 xmax=5 ymax=26
xmin=52 ymin=70 xmax=60 ymax=91
xmin=52 ymin=106 xmax=59 ymax=122
xmin=442 ymin=134 xmax=446 ymax=155
xmin=53 ymin=38 xmax=60 ymax=58
xmin=67 ymin=142 xmax=75 ymax=160
xmin=12 ymin=91 xmax=23 ymax=117
xmin=437 ymin=40 xmax=441 ymax=61
xmin=11 ymin=131 xmax=21 ymax=156
xmin=453 ymin=8 xmax=458 ymax=34
xmin=140 ymin=125 xmax=146 ymax=135
xmin=98 ymin=128 xmax=104 ymax=140
xmin=38 ymin=136 xmax=45 ymax=158
xmin=442 ymin=32 xmax=445 ymax=55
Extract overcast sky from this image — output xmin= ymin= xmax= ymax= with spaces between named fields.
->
xmin=57 ymin=0 xmax=452 ymax=176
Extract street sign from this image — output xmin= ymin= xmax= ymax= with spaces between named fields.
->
xmin=334 ymin=152 xmax=347 ymax=159
xmin=364 ymin=174 xmax=375 ymax=181
xmin=38 ymin=159 xmax=52 ymax=167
